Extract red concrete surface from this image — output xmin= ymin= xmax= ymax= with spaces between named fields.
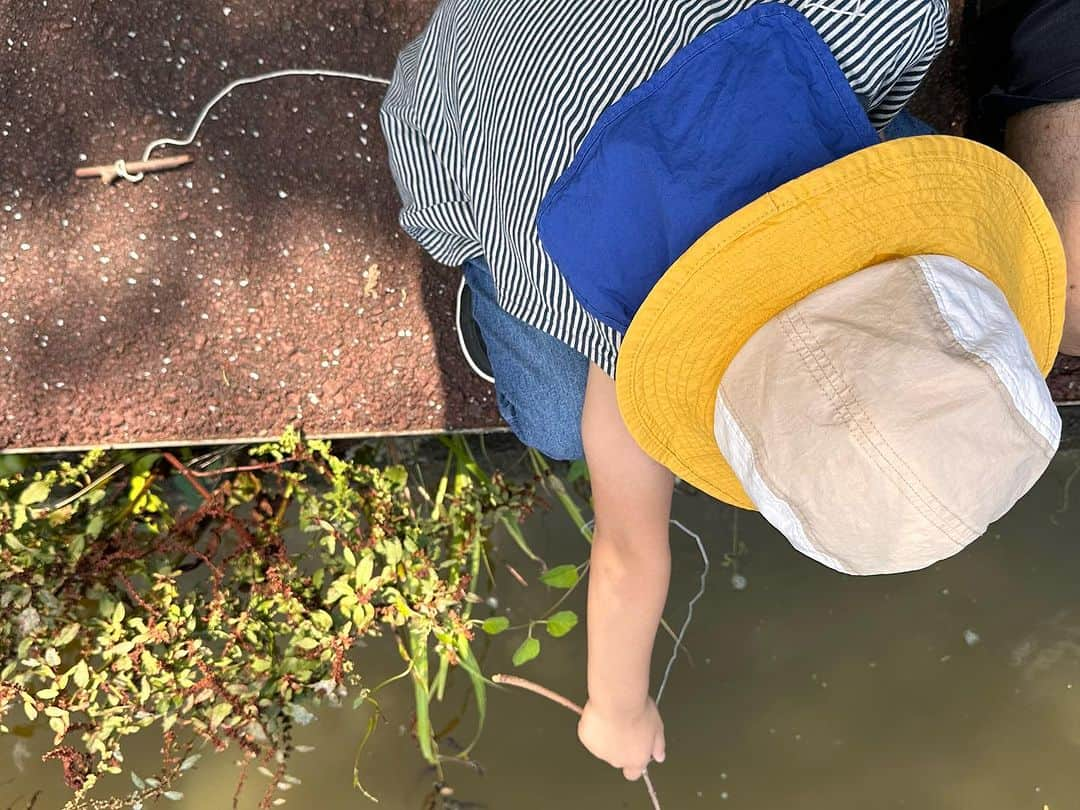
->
xmin=0 ymin=0 xmax=1075 ymax=452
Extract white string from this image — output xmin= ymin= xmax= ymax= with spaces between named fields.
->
xmin=120 ymin=68 xmax=391 ymax=183
xmin=113 ymin=158 xmax=146 ymax=183
xmin=580 ymin=513 xmax=710 ymax=807
xmin=655 ymin=519 xmax=710 ymax=704
xmin=580 ymin=515 xmax=710 ymax=703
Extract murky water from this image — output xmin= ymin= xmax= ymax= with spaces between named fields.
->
xmin=4 ymin=450 xmax=1079 ymax=810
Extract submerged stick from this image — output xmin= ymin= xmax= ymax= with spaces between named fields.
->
xmin=492 ymin=674 xmax=662 ymax=810
xmin=75 ymin=154 xmax=193 ymax=184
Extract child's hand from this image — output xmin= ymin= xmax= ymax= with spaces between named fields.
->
xmin=577 ymin=696 xmax=666 ymax=780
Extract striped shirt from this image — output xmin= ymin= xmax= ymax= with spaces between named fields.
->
xmin=380 ymin=0 xmax=950 ymax=377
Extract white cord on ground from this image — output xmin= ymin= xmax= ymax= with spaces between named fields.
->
xmin=121 ymin=68 xmax=391 ymax=182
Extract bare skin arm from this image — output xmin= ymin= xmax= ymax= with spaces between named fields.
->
xmin=576 ymin=361 xmax=674 ymax=780
xmin=1005 ymin=100 xmax=1080 ymax=355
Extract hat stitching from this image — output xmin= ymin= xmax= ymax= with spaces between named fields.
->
xmin=716 ymin=382 xmax=834 ymax=563
xmin=913 ymin=256 xmax=1060 ymax=447
xmin=779 ymin=307 xmax=973 ymax=544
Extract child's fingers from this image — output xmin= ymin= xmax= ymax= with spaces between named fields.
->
xmin=622 ymin=766 xmax=644 ymax=781
xmin=653 ymin=729 xmax=666 ymax=764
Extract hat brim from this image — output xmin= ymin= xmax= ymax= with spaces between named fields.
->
xmin=615 ymin=135 xmax=1066 ymax=509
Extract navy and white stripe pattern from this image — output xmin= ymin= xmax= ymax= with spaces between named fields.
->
xmin=381 ymin=0 xmax=950 ymax=377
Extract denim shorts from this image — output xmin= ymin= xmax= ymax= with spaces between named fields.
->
xmin=461 ymin=110 xmax=931 ymax=461
xmin=462 ymin=257 xmax=589 ymax=460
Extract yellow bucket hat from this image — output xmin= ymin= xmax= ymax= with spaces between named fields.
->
xmin=616 ymin=135 xmax=1066 ymax=554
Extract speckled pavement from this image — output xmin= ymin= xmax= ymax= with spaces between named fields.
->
xmin=0 ymin=0 xmax=1075 ymax=452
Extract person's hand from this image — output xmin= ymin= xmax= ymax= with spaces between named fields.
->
xmin=577 ymin=696 xmax=665 ymax=780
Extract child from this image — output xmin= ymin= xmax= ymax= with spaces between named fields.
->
xmin=379 ymin=0 xmax=1063 ymax=783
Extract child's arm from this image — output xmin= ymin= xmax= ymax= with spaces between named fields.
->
xmin=576 ymin=362 xmax=673 ymax=780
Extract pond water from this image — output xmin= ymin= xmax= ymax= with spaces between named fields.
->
xmin=3 ymin=449 xmax=1079 ymax=810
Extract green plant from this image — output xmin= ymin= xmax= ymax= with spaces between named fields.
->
xmin=0 ymin=430 xmax=589 ymax=809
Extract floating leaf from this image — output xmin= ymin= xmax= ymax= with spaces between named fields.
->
xmin=163 ymin=792 xmax=184 ymax=801
xmin=481 ymin=617 xmax=509 ymax=635
xmin=546 ymin=610 xmax=578 ymax=638
xmin=512 ymin=637 xmax=540 ymax=667
xmin=131 ymin=772 xmax=146 ymax=789
xmin=540 ymin=565 xmax=579 ymax=589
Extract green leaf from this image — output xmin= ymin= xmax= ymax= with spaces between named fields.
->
xmin=208 ymin=702 xmax=232 ymax=731
xmin=566 ymin=459 xmax=589 ymax=483
xmin=68 ymin=534 xmax=86 ymax=562
xmin=55 ymin=623 xmax=80 ymax=647
xmin=71 ymin=660 xmax=90 ymax=689
xmin=481 ymin=616 xmax=509 ymax=635
xmin=18 ymin=480 xmax=50 ymax=505
xmin=131 ymin=771 xmax=146 ymax=789
xmin=310 ymin=610 xmax=333 ymax=632
xmin=350 ymin=700 xmax=382 ymax=803
xmin=163 ymin=792 xmax=184 ymax=801
xmin=84 ymin=512 xmax=105 ymax=539
xmin=355 ymin=556 xmax=374 ymax=588
xmin=539 ymin=564 xmax=579 ymax=589
xmin=512 ymin=637 xmax=540 ymax=667
xmin=498 ymin=514 xmax=543 ymax=564
xmin=455 ymin=644 xmax=487 ymax=757
xmin=342 ymin=546 xmax=356 ymax=567
xmin=131 ymin=453 xmax=161 ymax=477
xmin=546 ymin=610 xmax=578 ymax=638
xmin=383 ymin=464 xmax=408 ymax=490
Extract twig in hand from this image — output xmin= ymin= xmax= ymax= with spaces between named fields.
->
xmin=492 ymin=674 xmax=662 ymax=810
xmin=492 ymin=674 xmax=582 ymax=714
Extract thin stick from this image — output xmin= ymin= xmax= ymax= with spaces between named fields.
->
xmin=492 ymin=674 xmax=662 ymax=810
xmin=75 ymin=154 xmax=193 ymax=184
xmin=492 ymin=674 xmax=583 ymax=715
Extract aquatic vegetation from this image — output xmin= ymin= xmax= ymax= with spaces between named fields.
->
xmin=0 ymin=430 xmax=589 ymax=808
